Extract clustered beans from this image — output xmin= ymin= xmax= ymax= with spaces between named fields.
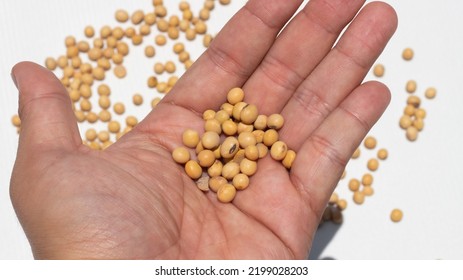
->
xmin=172 ymin=87 xmax=296 ymax=203
xmin=10 ymin=0 xmax=230 ymax=150
xmin=398 ymin=48 xmax=437 ymax=142
xmin=323 ymin=135 xmax=389 ymax=224
xmin=399 ymin=84 xmax=434 ymax=142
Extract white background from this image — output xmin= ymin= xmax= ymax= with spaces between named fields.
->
xmin=0 ymin=0 xmax=462 ymax=260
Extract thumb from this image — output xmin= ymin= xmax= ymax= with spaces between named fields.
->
xmin=12 ymin=61 xmax=82 ymax=153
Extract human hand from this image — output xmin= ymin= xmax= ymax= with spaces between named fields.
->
xmin=10 ymin=0 xmax=397 ymax=259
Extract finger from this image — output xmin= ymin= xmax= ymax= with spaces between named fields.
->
xmin=280 ymin=2 xmax=398 ymax=149
xmin=291 ymin=81 xmax=390 ymax=216
xmin=243 ymin=0 xmax=366 ymax=115
xmin=160 ymin=0 xmax=304 ymax=115
xmin=11 ymin=61 xmax=82 ymax=153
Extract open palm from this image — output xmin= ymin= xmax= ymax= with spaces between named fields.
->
xmin=10 ymin=0 xmax=397 ymax=259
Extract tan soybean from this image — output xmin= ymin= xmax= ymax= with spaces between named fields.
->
xmin=185 ymin=160 xmax=202 ymax=180
xmin=217 ymin=184 xmax=236 ymax=203
xmin=390 ymin=209 xmax=403 ymax=222
xmin=172 ymin=147 xmax=190 ymax=164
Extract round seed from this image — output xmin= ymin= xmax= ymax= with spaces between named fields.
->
xmin=399 ymin=115 xmax=412 ymax=129
xmin=97 ymin=131 xmax=110 ymax=143
xmin=131 ymin=10 xmax=145 ymax=24
xmin=207 ymin=160 xmax=223 ymax=177
xmin=252 ymin=130 xmax=265 ymax=143
xmin=222 ymin=161 xmax=240 ymax=180
xmin=114 ymin=65 xmax=127 ymax=78
xmin=172 ymin=147 xmax=190 ymax=164
xmin=240 ymin=158 xmax=257 ymax=176
xmin=390 ymin=209 xmax=403 ymax=222
xmin=227 ymin=88 xmax=244 ymax=105
xmin=425 ymin=87 xmax=437 ymax=99
xmin=214 ymin=110 xmax=230 ymax=124
xmin=337 ymin=199 xmax=347 ymax=210
xmin=113 ymin=102 xmax=125 ymax=115
xmin=348 ymin=178 xmax=360 ymax=191
xmin=404 ymin=104 xmax=416 ymax=116
xmin=182 ymin=129 xmax=200 ymax=148
xmin=329 ymin=193 xmax=339 ymax=204
xmin=165 ymin=61 xmax=176 ymax=73
xmin=263 ymin=129 xmax=279 ymax=147
xmin=353 ymin=191 xmax=365 ymax=205
xmin=84 ymin=26 xmax=95 ymax=38
xmin=232 ymin=149 xmax=246 ymax=164
xmin=80 ymin=99 xmax=92 ymax=111
xmin=233 ymin=173 xmax=250 ymax=190
xmin=362 ymin=186 xmax=374 ymax=196
xmin=361 ymin=174 xmax=373 ymax=186
xmin=282 ymin=150 xmax=296 ymax=169
xmin=203 ymin=109 xmax=216 ymax=121
xmin=373 ymin=64 xmax=385 ymax=77
xmin=115 ymin=9 xmax=129 ymax=22
xmin=406 ymin=126 xmax=419 ymax=141
xmin=240 ymin=104 xmax=258 ymax=125
xmin=222 ymin=120 xmax=237 ymax=136
xmin=45 ymin=57 xmax=57 ymax=70
xmin=198 ymin=150 xmax=216 ymax=167
xmin=202 ymin=131 xmax=220 ymax=150
xmin=270 ymin=141 xmax=288 ymax=161
xmin=367 ymin=158 xmax=379 ymax=171
xmin=244 ymin=145 xmax=259 ymax=161
xmin=220 ymin=137 xmax=239 ymax=159
xmin=209 ymin=176 xmax=227 ymax=193
xmin=173 ymin=42 xmax=184 ymax=54
xmin=406 ymin=80 xmax=417 ymax=93
xmin=99 ymin=96 xmax=111 ymax=109
xmin=154 ymin=63 xmax=164 ymax=74
xmin=364 ymin=136 xmax=377 ymax=149
xmin=108 ymin=121 xmax=121 ymax=133
xmin=185 ymin=160 xmax=202 ymax=180
xmin=85 ymin=129 xmax=97 ymax=142
xmin=267 ymin=114 xmax=284 ymax=130
xmin=413 ymin=118 xmax=425 ymax=131
xmin=11 ymin=115 xmax=21 ymax=127
xmin=220 ymin=103 xmax=234 ymax=116
xmin=402 ymin=48 xmax=414 ymax=61
xmin=253 ymin=115 xmax=267 ymax=130
xmin=99 ymin=110 xmax=111 ymax=122
xmin=133 ymin=94 xmax=143 ymax=105
xmin=86 ymin=112 xmax=98 ymax=123
xmin=238 ymin=132 xmax=257 ymax=149
xmin=155 ymin=34 xmax=167 ymax=46
xmin=237 ymin=122 xmax=253 ymax=134
xmin=145 ymin=46 xmax=156 ymax=57
xmin=415 ymin=108 xmax=426 ymax=119
xmin=256 ymin=143 xmax=268 ymax=158
xmin=205 ymin=119 xmax=222 ymax=134
xmin=377 ymin=148 xmax=388 ymax=160
xmin=407 ymin=95 xmax=421 ymax=108
xmin=126 ymin=116 xmax=138 ymax=127
xmin=217 ymin=184 xmax=236 ymax=203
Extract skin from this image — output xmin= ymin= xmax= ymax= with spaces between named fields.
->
xmin=9 ymin=0 xmax=397 ymax=259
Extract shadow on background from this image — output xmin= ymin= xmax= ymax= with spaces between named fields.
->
xmin=308 ymin=222 xmax=342 ymax=260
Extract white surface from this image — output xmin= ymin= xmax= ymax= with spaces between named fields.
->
xmin=0 ymin=0 xmax=462 ymax=260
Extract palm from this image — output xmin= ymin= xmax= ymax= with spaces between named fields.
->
xmin=10 ymin=0 xmax=397 ymax=259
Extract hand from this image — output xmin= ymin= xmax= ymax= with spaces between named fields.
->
xmin=10 ymin=0 xmax=397 ymax=259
